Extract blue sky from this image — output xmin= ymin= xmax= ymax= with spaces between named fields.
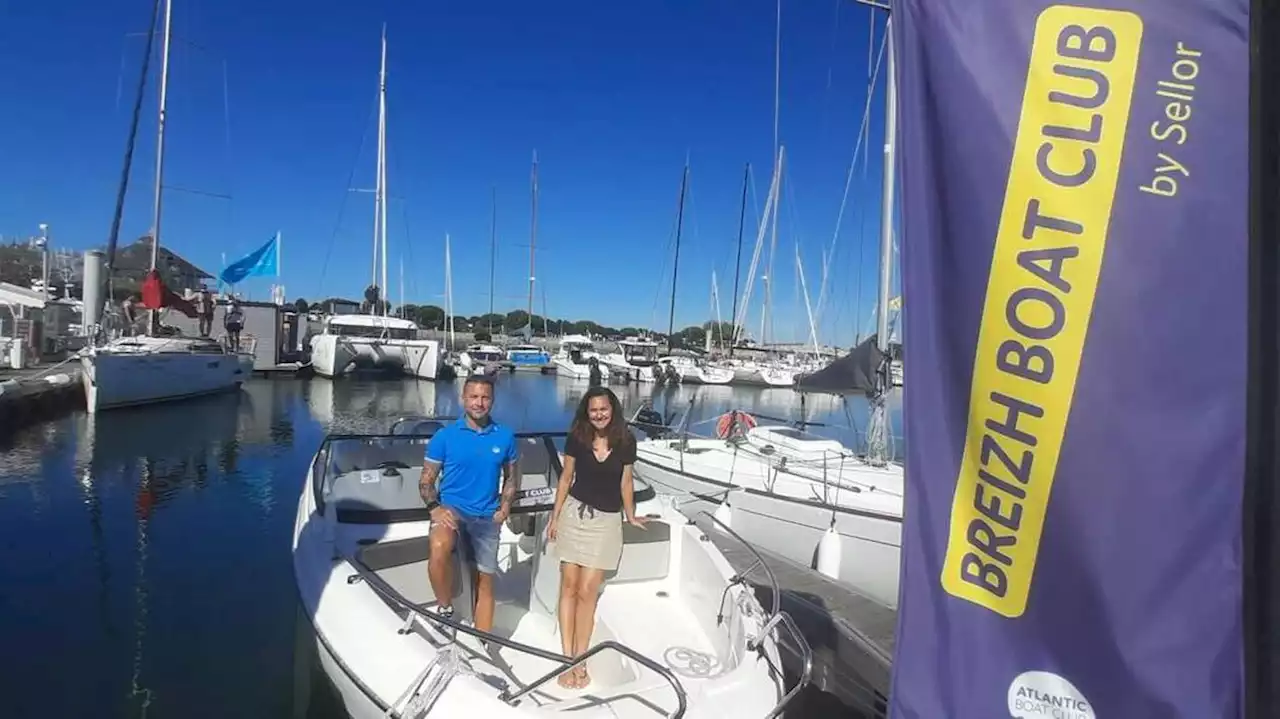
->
xmin=0 ymin=0 xmax=895 ymax=345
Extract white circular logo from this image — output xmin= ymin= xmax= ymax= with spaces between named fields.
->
xmin=1008 ymin=671 xmax=1094 ymax=719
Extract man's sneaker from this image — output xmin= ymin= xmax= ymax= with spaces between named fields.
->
xmin=436 ymin=605 xmax=455 ymax=622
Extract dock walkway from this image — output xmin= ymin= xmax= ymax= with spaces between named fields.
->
xmin=0 ymin=363 xmax=85 ymax=431
xmin=691 ymin=516 xmax=895 ymax=718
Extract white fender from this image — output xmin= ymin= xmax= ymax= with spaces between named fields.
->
xmin=816 ymin=524 xmax=843 ymax=580
xmin=713 ymin=498 xmax=733 ymax=529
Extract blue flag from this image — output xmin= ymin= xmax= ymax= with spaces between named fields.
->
xmin=892 ymin=1 xmax=1246 ymax=717
xmin=219 ymin=232 xmax=279 ymax=287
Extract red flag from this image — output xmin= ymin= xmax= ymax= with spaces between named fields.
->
xmin=140 ymin=269 xmax=198 ymax=318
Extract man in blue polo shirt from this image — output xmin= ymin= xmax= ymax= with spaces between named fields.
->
xmin=418 ymin=375 xmax=519 ymax=633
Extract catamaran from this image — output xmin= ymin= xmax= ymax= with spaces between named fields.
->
xmin=80 ymin=0 xmax=253 ymax=413
xmin=293 ymin=415 xmax=809 ymax=718
xmin=309 ymin=28 xmax=439 ymax=381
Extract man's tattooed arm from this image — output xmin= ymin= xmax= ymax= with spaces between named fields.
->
xmin=419 ymin=462 xmax=441 ymax=505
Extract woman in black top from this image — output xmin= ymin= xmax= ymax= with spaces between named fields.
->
xmin=548 ymin=386 xmax=646 ymax=688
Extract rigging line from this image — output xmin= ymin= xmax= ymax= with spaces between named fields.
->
xmin=649 ymin=166 xmax=685 ymax=332
xmin=316 ymin=96 xmax=379 ymax=296
xmin=103 ymin=0 xmax=163 ymax=311
xmin=221 ymin=58 xmax=235 ymax=265
xmin=835 ymin=13 xmax=888 ymax=343
xmin=772 ymin=0 xmax=782 ymax=160
xmin=383 ymin=121 xmax=418 ymax=307
xmin=817 ymin=14 xmax=883 ymax=327
xmin=819 ymin=0 xmax=844 ymax=141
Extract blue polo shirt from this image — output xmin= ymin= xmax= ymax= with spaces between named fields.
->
xmin=425 ymin=417 xmax=519 ymax=518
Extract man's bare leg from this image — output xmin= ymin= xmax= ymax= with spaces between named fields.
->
xmin=427 ymin=523 xmax=457 ymax=613
xmin=474 ymin=571 xmax=495 ymax=633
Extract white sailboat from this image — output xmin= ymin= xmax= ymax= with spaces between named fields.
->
xmin=632 ymin=14 xmax=906 ymax=609
xmin=80 ymin=0 xmax=253 ymax=413
xmin=310 ymin=27 xmax=439 ymax=380
xmin=293 ymin=418 xmax=808 ymax=718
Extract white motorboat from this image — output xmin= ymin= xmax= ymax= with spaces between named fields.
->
xmin=458 ymin=343 xmax=506 ymax=374
xmin=630 ymin=410 xmax=903 ymax=609
xmin=81 ymin=335 xmax=253 ymax=413
xmin=550 ymin=335 xmax=603 ymax=379
xmin=293 ymin=417 xmax=807 ymax=718
xmin=600 ymin=337 xmax=662 ymax=383
xmin=310 ymin=314 xmax=439 ymax=380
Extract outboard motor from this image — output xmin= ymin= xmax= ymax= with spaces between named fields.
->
xmin=588 ymin=357 xmax=603 ymax=387
xmin=630 ymin=401 xmax=673 ymax=440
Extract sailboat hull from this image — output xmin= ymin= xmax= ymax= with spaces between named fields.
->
xmin=633 ymin=449 xmax=902 ymax=608
xmin=80 ymin=342 xmax=252 ymax=413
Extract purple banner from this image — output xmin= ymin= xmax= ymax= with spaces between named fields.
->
xmin=892 ymin=1 xmax=1248 ymax=717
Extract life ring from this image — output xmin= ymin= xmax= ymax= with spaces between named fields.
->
xmin=715 ymin=410 xmax=758 ymax=439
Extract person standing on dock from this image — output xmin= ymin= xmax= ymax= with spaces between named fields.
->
xmin=223 ymin=298 xmax=244 ymax=351
xmin=417 ymin=375 xmax=520 ymax=636
xmin=195 ymin=286 xmax=214 ymax=337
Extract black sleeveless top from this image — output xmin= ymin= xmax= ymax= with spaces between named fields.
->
xmin=565 ymin=431 xmax=637 ymax=514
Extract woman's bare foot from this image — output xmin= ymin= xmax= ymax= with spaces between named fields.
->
xmin=556 ymin=669 xmax=577 ymax=689
xmin=574 ymin=665 xmax=590 ymax=688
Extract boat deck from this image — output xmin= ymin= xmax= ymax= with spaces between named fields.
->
xmin=692 ymin=515 xmax=895 ymax=718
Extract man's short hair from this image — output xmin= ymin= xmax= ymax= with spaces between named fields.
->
xmin=462 ymin=375 xmax=495 ymax=393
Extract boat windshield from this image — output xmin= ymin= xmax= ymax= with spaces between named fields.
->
xmin=622 ymin=343 xmax=659 ymax=363
xmin=326 ymin=323 xmax=417 ymax=340
xmin=311 ymin=430 xmax=656 ymax=524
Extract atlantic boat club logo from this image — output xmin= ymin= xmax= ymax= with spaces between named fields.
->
xmin=1008 ymin=671 xmax=1094 ymax=719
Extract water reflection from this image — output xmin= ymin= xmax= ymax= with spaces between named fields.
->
xmin=0 ymin=374 xmax=900 ymax=717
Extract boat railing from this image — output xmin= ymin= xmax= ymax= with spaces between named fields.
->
xmin=332 ymin=429 xmax=689 ymax=717
xmin=696 ymin=511 xmax=812 ymax=719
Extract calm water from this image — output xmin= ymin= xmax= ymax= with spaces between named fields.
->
xmin=0 ymin=374 xmax=902 ymax=719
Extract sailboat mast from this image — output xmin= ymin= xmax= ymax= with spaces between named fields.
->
xmin=528 ymin=151 xmax=538 ymax=337
xmin=761 ymin=146 xmax=784 ymax=347
xmin=378 ymin=26 xmax=389 ymax=316
xmin=728 ymin=162 xmax=749 ymax=357
xmin=666 ymin=163 xmax=689 ymax=355
xmin=147 ymin=0 xmax=174 ymax=336
xmin=875 ymin=18 xmax=896 ymax=355
xmin=489 ymin=185 xmax=497 ymax=324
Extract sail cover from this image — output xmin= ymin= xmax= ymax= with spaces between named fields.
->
xmin=891 ymin=1 xmax=1248 ymax=718
xmin=794 ymin=335 xmax=883 ymax=396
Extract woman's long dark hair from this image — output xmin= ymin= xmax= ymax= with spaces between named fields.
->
xmin=569 ymin=386 xmax=633 ymax=451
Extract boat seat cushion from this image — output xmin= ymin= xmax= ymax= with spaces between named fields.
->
xmin=606 ymin=519 xmax=671 ymax=584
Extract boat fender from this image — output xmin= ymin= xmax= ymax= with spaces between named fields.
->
xmin=816 ymin=523 xmax=842 ymax=580
xmin=713 ymin=498 xmax=732 ymax=528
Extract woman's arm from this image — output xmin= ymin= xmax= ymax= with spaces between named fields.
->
xmin=548 ymin=453 xmax=576 ymax=538
xmin=621 ymin=463 xmax=646 ymax=527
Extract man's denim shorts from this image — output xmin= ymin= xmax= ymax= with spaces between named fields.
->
xmin=448 ymin=511 xmax=501 ymax=575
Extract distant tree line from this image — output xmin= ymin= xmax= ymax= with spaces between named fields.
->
xmin=292 ymin=296 xmax=743 ymax=350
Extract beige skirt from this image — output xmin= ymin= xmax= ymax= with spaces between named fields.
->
xmin=556 ymin=495 xmax=623 ymax=571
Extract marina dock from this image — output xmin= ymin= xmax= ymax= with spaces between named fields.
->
xmin=0 ymin=364 xmax=85 ymax=431
xmin=693 ymin=516 xmax=894 ymax=718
